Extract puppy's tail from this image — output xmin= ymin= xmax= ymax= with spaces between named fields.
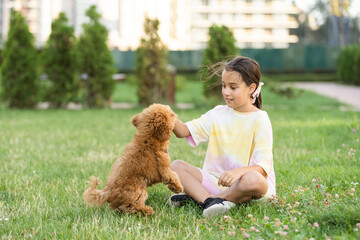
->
xmin=83 ymin=176 xmax=107 ymax=207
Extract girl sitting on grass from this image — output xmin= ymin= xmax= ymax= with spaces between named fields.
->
xmin=169 ymin=56 xmax=276 ymax=218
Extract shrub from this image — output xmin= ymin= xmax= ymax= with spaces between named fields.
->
xmin=336 ymin=44 xmax=360 ymax=85
xmin=1 ymin=11 xmax=39 ymax=108
xmin=41 ymin=12 xmax=78 ymax=108
xmin=135 ymin=17 xmax=170 ymax=105
xmin=268 ymin=82 xmax=304 ymax=98
xmin=77 ymin=5 xmax=116 ymax=108
xmin=202 ymin=25 xmax=238 ymax=98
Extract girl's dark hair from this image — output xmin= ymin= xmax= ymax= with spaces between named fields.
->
xmin=224 ymin=56 xmax=262 ymax=109
xmin=203 ymin=56 xmax=262 ymax=109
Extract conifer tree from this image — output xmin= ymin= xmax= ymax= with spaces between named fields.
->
xmin=1 ymin=10 xmax=39 ymax=108
xmin=135 ymin=17 xmax=170 ymax=105
xmin=41 ymin=12 xmax=78 ymax=108
xmin=202 ymin=25 xmax=238 ymax=98
xmin=77 ymin=5 xmax=115 ymax=108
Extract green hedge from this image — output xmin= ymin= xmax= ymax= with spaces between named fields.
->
xmin=336 ymin=44 xmax=360 ymax=85
xmin=111 ymin=45 xmax=341 ymax=73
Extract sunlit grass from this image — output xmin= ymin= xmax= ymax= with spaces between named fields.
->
xmin=0 ymin=78 xmax=359 ymax=239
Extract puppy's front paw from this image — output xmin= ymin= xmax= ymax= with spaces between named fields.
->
xmin=169 ymin=183 xmax=183 ymax=193
xmin=142 ymin=206 xmax=154 ymax=216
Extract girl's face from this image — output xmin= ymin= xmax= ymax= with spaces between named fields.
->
xmin=221 ymin=70 xmax=256 ymax=112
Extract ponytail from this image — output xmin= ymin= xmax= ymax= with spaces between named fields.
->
xmin=254 ymin=93 xmax=262 ymax=109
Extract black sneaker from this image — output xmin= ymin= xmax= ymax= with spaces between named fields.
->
xmin=202 ymin=197 xmax=236 ymax=218
xmin=169 ymin=193 xmax=198 ymax=207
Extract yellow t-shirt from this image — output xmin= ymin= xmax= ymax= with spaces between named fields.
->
xmin=185 ymin=105 xmax=276 ymax=196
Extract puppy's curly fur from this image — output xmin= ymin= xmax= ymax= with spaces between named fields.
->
xmin=83 ymin=104 xmax=183 ymax=215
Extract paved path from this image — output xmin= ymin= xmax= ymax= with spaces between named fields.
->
xmin=294 ymin=82 xmax=360 ymax=111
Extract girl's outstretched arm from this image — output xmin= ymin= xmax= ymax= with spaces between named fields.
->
xmin=173 ymin=118 xmax=191 ymax=138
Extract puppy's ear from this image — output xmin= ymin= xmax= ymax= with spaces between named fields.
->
xmin=131 ymin=114 xmax=140 ymax=127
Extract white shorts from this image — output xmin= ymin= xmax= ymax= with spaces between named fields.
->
xmin=199 ymin=168 xmax=274 ymax=204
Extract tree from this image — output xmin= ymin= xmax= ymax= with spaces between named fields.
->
xmin=135 ymin=17 xmax=170 ymax=106
xmin=349 ymin=17 xmax=360 ymax=44
xmin=202 ymin=25 xmax=237 ymax=98
xmin=41 ymin=12 xmax=78 ymax=108
xmin=77 ymin=5 xmax=115 ymax=108
xmin=294 ymin=0 xmax=360 ymax=45
xmin=296 ymin=0 xmax=330 ymax=44
xmin=1 ymin=10 xmax=39 ymax=108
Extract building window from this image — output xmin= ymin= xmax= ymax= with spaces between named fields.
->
xmin=232 ymin=13 xmax=237 ymax=21
xmin=245 ymin=42 xmax=252 ymax=48
xmin=288 ymin=16 xmax=296 ymax=22
xmin=202 ymin=0 xmax=209 ymax=6
xmin=245 ymin=14 xmax=252 ymax=21
xmin=201 ymin=13 xmax=209 ymax=20
xmin=265 ymin=14 xmax=273 ymax=21
xmin=265 ymin=28 xmax=272 ymax=35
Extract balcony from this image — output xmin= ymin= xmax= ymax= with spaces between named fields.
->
xmin=192 ymin=5 xmax=300 ymax=15
xmin=191 ymin=20 xmax=299 ymax=29
xmin=191 ymin=32 xmax=298 ymax=44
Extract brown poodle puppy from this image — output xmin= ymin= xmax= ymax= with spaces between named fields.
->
xmin=83 ymin=104 xmax=183 ymax=215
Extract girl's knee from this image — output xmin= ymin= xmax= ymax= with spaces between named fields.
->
xmin=171 ymin=159 xmax=186 ymax=171
xmin=171 ymin=160 xmax=202 ymax=181
xmin=238 ymin=171 xmax=268 ymax=194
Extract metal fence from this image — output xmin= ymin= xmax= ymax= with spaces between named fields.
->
xmin=112 ymin=45 xmax=341 ymax=73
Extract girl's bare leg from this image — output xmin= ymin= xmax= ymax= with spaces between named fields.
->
xmin=215 ymin=171 xmax=268 ymax=203
xmin=171 ymin=160 xmax=211 ymax=203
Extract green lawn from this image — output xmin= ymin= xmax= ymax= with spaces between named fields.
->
xmin=111 ymin=73 xmax=205 ymax=104
xmin=0 ymin=79 xmax=359 ymax=239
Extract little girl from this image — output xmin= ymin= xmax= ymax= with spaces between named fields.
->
xmin=170 ymin=56 xmax=276 ymax=218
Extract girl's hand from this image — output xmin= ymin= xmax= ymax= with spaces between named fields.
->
xmin=218 ymin=168 xmax=246 ymax=187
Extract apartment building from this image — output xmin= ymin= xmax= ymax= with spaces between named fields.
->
xmin=0 ymin=0 xmax=62 ymax=47
xmin=61 ymin=0 xmax=97 ymax=36
xmin=0 ymin=0 xmax=299 ymax=49
xmin=105 ymin=0 xmax=191 ymax=50
xmin=190 ymin=0 xmax=299 ymax=49
xmin=102 ymin=0 xmax=299 ymax=50
xmin=0 ymin=0 xmax=95 ymax=47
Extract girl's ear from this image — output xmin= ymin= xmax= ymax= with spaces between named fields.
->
xmin=249 ymin=83 xmax=257 ymax=95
